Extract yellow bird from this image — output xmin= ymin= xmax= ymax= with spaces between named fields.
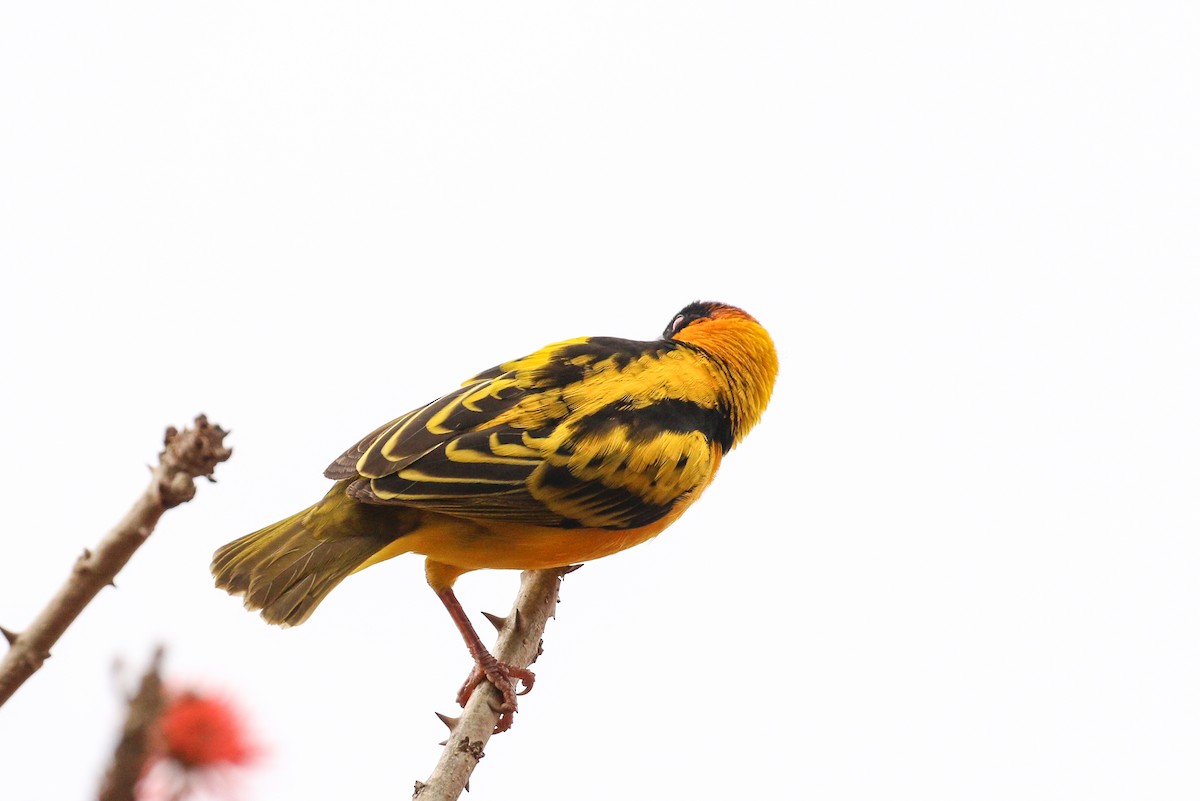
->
xmin=212 ymin=301 xmax=777 ymax=731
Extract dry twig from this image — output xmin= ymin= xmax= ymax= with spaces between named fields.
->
xmin=414 ymin=567 xmax=572 ymax=801
xmin=0 ymin=416 xmax=231 ymax=707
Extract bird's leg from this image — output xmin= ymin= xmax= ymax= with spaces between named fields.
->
xmin=435 ymin=586 xmax=535 ymax=733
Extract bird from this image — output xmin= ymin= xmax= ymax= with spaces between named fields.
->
xmin=211 ymin=300 xmax=778 ymax=732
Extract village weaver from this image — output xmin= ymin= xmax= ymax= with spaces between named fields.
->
xmin=211 ymin=300 xmax=778 ymax=732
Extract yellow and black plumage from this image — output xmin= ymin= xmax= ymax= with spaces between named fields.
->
xmin=212 ymin=300 xmax=777 ymax=731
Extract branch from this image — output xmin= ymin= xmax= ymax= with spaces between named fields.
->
xmin=414 ymin=567 xmax=573 ymax=801
xmin=0 ymin=416 xmax=231 ymax=707
xmin=98 ymin=646 xmax=167 ymax=801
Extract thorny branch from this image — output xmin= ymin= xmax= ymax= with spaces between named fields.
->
xmin=414 ymin=567 xmax=573 ymax=801
xmin=0 ymin=416 xmax=231 ymax=707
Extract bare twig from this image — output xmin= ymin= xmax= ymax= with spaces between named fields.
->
xmin=414 ymin=567 xmax=572 ymax=801
xmin=0 ymin=416 xmax=231 ymax=707
xmin=99 ymin=646 xmax=167 ymax=801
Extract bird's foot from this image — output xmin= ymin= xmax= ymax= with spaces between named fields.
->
xmin=456 ymin=653 xmax=536 ymax=734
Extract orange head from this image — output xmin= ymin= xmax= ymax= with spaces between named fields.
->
xmin=665 ymin=301 xmax=778 ymax=447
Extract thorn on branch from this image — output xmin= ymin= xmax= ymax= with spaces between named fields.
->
xmin=481 ymin=611 xmax=507 ymax=632
xmin=1 ymin=626 xmax=18 ymax=646
xmin=23 ymin=648 xmax=51 ymax=671
xmin=73 ymin=549 xmax=94 ymax=576
xmin=435 ymin=711 xmax=460 ymax=732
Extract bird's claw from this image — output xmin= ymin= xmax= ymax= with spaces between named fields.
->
xmin=457 ymin=655 xmax=536 ymax=733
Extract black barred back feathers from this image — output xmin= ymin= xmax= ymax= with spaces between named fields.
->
xmin=321 ymin=303 xmax=773 ymax=532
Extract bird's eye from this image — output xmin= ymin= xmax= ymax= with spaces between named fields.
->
xmin=664 ymin=306 xmax=714 ymax=339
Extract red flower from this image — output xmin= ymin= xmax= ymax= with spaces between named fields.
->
xmin=158 ymin=691 xmax=258 ymax=769
xmin=138 ymin=689 xmax=260 ymax=801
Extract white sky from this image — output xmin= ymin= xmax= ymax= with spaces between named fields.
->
xmin=2 ymin=2 xmax=1198 ymax=799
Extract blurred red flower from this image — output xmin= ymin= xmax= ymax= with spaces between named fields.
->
xmin=159 ymin=691 xmax=258 ymax=769
xmin=138 ymin=689 xmax=260 ymax=801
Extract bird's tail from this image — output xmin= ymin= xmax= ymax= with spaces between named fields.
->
xmin=211 ymin=481 xmax=416 ymax=626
